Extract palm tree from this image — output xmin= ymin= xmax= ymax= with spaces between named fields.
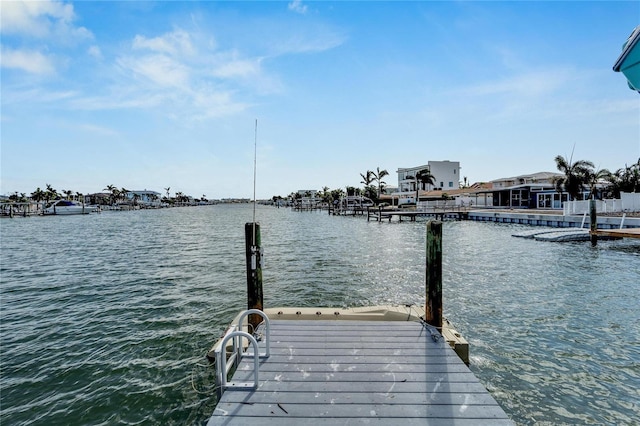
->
xmin=359 ymin=171 xmax=377 ymax=201
xmin=330 ymin=188 xmax=345 ymax=203
xmin=360 ymin=170 xmax=374 ymax=186
xmin=584 ymin=168 xmax=612 ymax=199
xmin=164 ymin=187 xmax=171 ymax=199
xmin=553 ymin=154 xmax=594 ymax=200
xmin=120 ymin=188 xmax=129 ymax=203
xmin=104 ymin=185 xmax=118 ymax=205
xmin=606 ymin=159 xmax=640 ymax=197
xmin=620 ymin=158 xmax=639 ymax=193
xmin=30 ymin=187 xmax=46 ymax=203
xmin=45 ymin=184 xmax=59 ymax=201
xmin=320 ymin=186 xmax=331 ymax=203
xmin=415 ymin=169 xmax=436 ymax=203
xmin=8 ymin=192 xmax=25 ymax=202
xmin=372 ymin=167 xmax=389 ymax=199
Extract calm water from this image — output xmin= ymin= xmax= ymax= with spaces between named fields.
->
xmin=1 ymin=204 xmax=639 ymax=425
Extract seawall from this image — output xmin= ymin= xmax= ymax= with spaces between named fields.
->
xmin=466 ymin=210 xmax=640 ymax=229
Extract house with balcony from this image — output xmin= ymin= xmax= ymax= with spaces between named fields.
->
xmin=394 ymin=161 xmax=461 ymax=204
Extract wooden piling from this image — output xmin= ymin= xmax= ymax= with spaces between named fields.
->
xmin=245 ymin=222 xmax=264 ymax=330
xmin=425 ymin=220 xmax=443 ymax=329
xmin=589 ymin=199 xmax=597 ymax=247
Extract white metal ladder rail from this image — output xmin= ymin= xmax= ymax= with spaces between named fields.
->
xmin=214 ymin=309 xmax=270 ymax=394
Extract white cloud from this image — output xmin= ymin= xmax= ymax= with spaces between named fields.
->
xmin=87 ymin=45 xmax=102 ymax=59
xmin=0 ymin=46 xmax=55 ymax=75
xmin=268 ymin=26 xmax=346 ymax=55
xmin=462 ymin=69 xmax=573 ymax=98
xmin=0 ymin=86 xmax=79 ymax=109
xmin=76 ymin=123 xmax=119 ymax=137
xmin=107 ymin=28 xmax=272 ymax=118
xmin=211 ymin=51 xmax=262 ymax=79
xmin=288 ymin=0 xmax=308 ymax=15
xmin=132 ymin=30 xmax=196 ymax=57
xmin=0 ymin=0 xmax=92 ymax=41
xmin=118 ymin=54 xmax=190 ymax=89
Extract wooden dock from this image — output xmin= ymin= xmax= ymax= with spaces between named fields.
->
xmin=207 ymin=318 xmax=512 ymax=425
xmin=367 ymin=207 xmax=469 ymax=222
xmin=591 ymin=227 xmax=640 ymax=239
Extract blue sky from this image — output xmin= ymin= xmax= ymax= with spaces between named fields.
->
xmin=1 ymin=1 xmax=639 ymax=200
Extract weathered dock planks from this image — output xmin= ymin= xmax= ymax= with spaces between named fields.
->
xmin=367 ymin=207 xmax=468 ymax=222
xmin=591 ymin=227 xmax=640 ymax=239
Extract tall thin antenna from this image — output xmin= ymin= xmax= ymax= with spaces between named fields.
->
xmin=252 ymin=119 xmax=258 ymax=240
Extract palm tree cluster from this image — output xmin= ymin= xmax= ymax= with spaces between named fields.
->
xmin=606 ymin=159 xmax=640 ymax=197
xmin=553 ymin=155 xmax=640 ymax=200
xmin=23 ymin=184 xmax=82 ymax=203
xmin=359 ymin=167 xmax=389 ymax=202
xmin=272 ymin=167 xmax=389 ymax=206
xmin=102 ymin=184 xmax=131 ymax=205
xmin=4 ymin=183 xmax=204 ymax=206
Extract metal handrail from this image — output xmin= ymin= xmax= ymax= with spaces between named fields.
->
xmin=214 ymin=310 xmax=271 ymax=394
xmin=237 ymin=309 xmax=271 ymax=358
xmin=216 ymin=331 xmax=260 ymax=390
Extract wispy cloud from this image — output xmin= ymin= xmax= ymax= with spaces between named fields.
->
xmin=0 ymin=0 xmax=92 ymax=76
xmin=2 ymin=6 xmax=343 ymax=121
xmin=210 ymin=53 xmax=262 ymax=79
xmin=0 ymin=0 xmax=92 ymax=41
xmin=288 ymin=0 xmax=308 ymax=15
xmin=0 ymin=46 xmax=56 ymax=75
xmin=109 ymin=28 xmax=255 ymax=119
xmin=132 ymin=30 xmax=196 ymax=57
xmin=75 ymin=123 xmax=120 ymax=137
xmin=87 ymin=45 xmax=102 ymax=59
xmin=117 ymin=54 xmax=191 ymax=89
xmin=463 ymin=69 xmax=573 ymax=98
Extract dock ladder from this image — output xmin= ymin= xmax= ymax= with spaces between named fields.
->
xmin=213 ymin=309 xmax=270 ymax=396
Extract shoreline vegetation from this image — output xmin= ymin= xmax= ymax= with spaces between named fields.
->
xmin=2 ymin=156 xmax=639 ymax=209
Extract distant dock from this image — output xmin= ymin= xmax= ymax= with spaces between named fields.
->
xmin=0 ymin=202 xmax=40 ymax=217
xmin=367 ymin=206 xmax=469 ymax=222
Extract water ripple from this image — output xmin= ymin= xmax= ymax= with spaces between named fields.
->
xmin=1 ymin=206 xmax=639 ymax=425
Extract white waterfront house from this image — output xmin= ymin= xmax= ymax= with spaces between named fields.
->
xmin=394 ymin=161 xmax=461 ymax=203
xmin=295 ymin=190 xmax=319 ymax=208
xmin=124 ymin=190 xmax=162 ymax=207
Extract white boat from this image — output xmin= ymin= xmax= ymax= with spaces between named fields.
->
xmin=43 ymin=200 xmax=94 ymax=215
xmin=613 ymin=25 xmax=640 ymax=92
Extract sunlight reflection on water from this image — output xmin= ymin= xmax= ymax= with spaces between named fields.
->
xmin=1 ymin=204 xmax=639 ymax=425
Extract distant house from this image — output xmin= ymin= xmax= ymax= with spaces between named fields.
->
xmin=294 ymin=189 xmax=319 ymax=208
xmin=394 ymin=160 xmax=461 ymax=203
xmin=84 ymin=192 xmax=111 ymax=205
xmin=488 ymin=172 xmax=564 ymax=209
xmin=124 ymin=190 xmax=162 ymax=206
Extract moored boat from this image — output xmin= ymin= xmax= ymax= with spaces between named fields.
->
xmin=43 ymin=200 xmax=94 ymax=215
xmin=613 ymin=25 xmax=640 ymax=92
